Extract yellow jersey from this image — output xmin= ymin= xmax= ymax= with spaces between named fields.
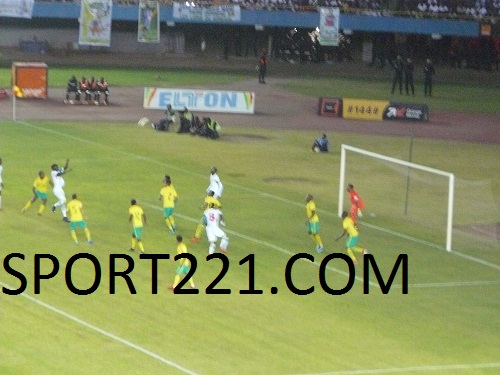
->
xmin=306 ymin=200 xmax=319 ymax=222
xmin=34 ymin=176 xmax=50 ymax=193
xmin=129 ymin=205 xmax=144 ymax=227
xmin=343 ymin=216 xmax=359 ymax=237
xmin=160 ymin=185 xmax=178 ymax=208
xmin=204 ymin=196 xmax=221 ymax=211
xmin=176 ymin=242 xmax=190 ymax=267
xmin=67 ymin=199 xmax=84 ymax=222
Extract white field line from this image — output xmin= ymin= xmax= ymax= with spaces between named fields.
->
xmin=142 ymin=202 xmax=381 ymax=289
xmin=0 ymin=281 xmax=199 ymax=375
xmin=17 ymin=121 xmax=500 ymax=273
xmin=289 ymin=362 xmax=500 ymax=375
xmin=395 ymin=280 xmax=500 ymax=288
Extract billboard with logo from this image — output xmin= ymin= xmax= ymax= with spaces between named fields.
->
xmin=318 ymin=97 xmax=342 ymax=117
xmin=11 ymin=62 xmax=48 ymax=99
xmin=342 ymin=98 xmax=388 ymax=120
xmin=318 ymin=97 xmax=429 ymax=122
xmin=382 ymin=102 xmax=429 ymax=121
xmin=143 ymin=88 xmax=255 ymax=114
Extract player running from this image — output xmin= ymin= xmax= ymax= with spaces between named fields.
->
xmin=347 ymin=183 xmax=365 ymax=225
xmin=51 ymin=159 xmax=71 ymax=222
xmin=191 ymin=190 xmax=221 ymax=243
xmin=335 ymin=210 xmax=368 ymax=265
xmin=128 ymin=199 xmax=146 ymax=254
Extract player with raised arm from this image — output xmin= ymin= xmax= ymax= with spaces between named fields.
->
xmin=191 ymin=190 xmax=221 ymax=243
xmin=347 ymin=183 xmax=365 ymax=225
xmin=335 ymin=210 xmax=368 ymax=265
xmin=159 ymin=175 xmax=178 ymax=234
xmin=207 ymin=167 xmax=223 ymax=199
xmin=305 ymin=194 xmax=324 ymax=253
xmin=128 ymin=199 xmax=146 ymax=254
xmin=66 ymin=193 xmax=93 ymax=245
xmin=169 ymin=235 xmax=196 ymax=291
xmin=204 ymin=203 xmax=229 ymax=255
xmin=22 ymin=171 xmax=52 ymax=216
xmin=51 ymin=159 xmax=71 ymax=222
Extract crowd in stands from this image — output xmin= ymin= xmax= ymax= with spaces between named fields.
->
xmin=402 ymin=0 xmax=500 ymax=18
xmin=33 ymin=0 xmax=500 ymax=19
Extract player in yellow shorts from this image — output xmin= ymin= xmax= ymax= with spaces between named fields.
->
xmin=158 ymin=175 xmax=178 ymax=234
xmin=22 ymin=171 xmax=52 ymax=216
xmin=335 ymin=210 xmax=368 ymax=265
xmin=128 ymin=198 xmax=146 ymax=254
xmin=305 ymin=194 xmax=324 ymax=253
xmin=170 ymin=235 xmax=196 ymax=290
xmin=66 ymin=193 xmax=93 ymax=245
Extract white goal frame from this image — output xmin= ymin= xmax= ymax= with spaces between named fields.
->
xmin=338 ymin=144 xmax=455 ymax=252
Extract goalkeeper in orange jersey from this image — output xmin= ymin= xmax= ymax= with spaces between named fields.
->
xmin=347 ymin=183 xmax=364 ymax=225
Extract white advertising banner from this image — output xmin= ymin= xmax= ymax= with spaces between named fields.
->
xmin=319 ymin=7 xmax=340 ymax=46
xmin=0 ymin=0 xmax=34 ymax=18
xmin=79 ymin=0 xmax=113 ymax=46
xmin=144 ymin=88 xmax=255 ymax=114
xmin=172 ymin=3 xmax=241 ymax=22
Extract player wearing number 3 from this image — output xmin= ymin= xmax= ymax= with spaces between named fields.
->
xmin=204 ymin=203 xmax=229 ymax=255
xmin=347 ymin=183 xmax=364 ymax=225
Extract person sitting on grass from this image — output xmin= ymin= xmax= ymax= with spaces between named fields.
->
xmin=178 ymin=107 xmax=193 ymax=133
xmin=311 ymin=133 xmax=329 ymax=152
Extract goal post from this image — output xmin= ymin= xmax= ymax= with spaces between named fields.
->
xmin=339 ymin=144 xmax=455 ymax=252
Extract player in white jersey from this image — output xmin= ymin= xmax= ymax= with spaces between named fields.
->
xmin=0 ymin=157 xmax=3 ymax=210
xmin=206 ymin=166 xmax=223 ymax=199
xmin=51 ymin=159 xmax=71 ymax=222
xmin=203 ymin=203 xmax=229 ymax=255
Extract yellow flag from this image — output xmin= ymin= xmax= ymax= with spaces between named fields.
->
xmin=13 ymin=85 xmax=24 ymax=98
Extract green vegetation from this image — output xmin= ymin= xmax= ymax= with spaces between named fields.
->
xmin=1 ymin=120 xmax=499 ymax=374
xmin=279 ymin=79 xmax=500 ymax=113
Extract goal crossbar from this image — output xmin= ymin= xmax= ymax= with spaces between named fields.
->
xmin=339 ymin=144 xmax=455 ymax=251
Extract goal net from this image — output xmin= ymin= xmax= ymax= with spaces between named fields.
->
xmin=339 ymin=144 xmax=500 ymax=254
xmin=339 ymin=144 xmax=455 ymax=251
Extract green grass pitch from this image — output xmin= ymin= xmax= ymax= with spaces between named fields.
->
xmin=0 ymin=77 xmax=499 ymax=374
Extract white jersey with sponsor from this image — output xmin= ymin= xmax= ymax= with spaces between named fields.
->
xmin=51 ymin=170 xmax=65 ymax=190
xmin=207 ymin=172 xmax=223 ymax=198
xmin=0 ymin=164 xmax=3 ymax=189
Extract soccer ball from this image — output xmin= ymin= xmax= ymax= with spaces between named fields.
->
xmin=313 ymin=146 xmax=320 ymax=153
xmin=138 ymin=117 xmax=150 ymax=127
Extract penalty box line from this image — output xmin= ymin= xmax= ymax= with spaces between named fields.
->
xmin=0 ymin=281 xmax=199 ymax=375
xmin=289 ymin=361 xmax=500 ymax=375
xmin=17 ymin=121 xmax=500 ymax=272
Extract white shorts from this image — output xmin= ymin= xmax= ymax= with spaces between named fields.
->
xmin=206 ymin=226 xmax=226 ymax=243
xmin=53 ymin=187 xmax=66 ymax=203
